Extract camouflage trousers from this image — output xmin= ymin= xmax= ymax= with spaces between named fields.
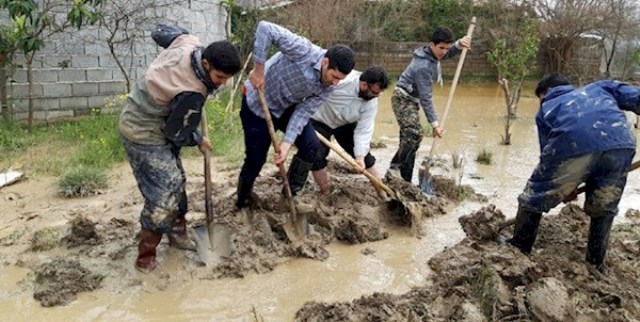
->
xmin=389 ymin=89 xmax=423 ymax=182
xmin=121 ymin=135 xmax=187 ymax=233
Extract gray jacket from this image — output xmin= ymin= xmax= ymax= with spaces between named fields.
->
xmin=396 ymin=44 xmax=461 ymax=126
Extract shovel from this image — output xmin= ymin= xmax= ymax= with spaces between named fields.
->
xmin=315 ymin=131 xmax=410 ymax=215
xmin=193 ymin=108 xmax=232 ymax=266
xmin=419 ymin=16 xmax=476 ymax=196
xmin=257 ymin=89 xmax=306 ymax=243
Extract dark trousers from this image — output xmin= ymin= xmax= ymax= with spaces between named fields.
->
xmin=311 ymin=119 xmax=376 ymax=171
xmin=238 ymin=95 xmax=319 ymax=183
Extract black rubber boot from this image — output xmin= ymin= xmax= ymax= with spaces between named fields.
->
xmin=586 ymin=213 xmax=615 ymax=271
xmin=508 ymin=206 xmax=543 ymax=254
xmin=236 ymin=178 xmax=254 ymax=209
xmin=287 ymin=156 xmax=313 ymax=196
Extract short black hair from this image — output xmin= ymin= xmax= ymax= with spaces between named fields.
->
xmin=325 ymin=45 xmax=355 ymax=75
xmin=431 ymin=27 xmax=455 ymax=45
xmin=202 ymin=40 xmax=242 ymax=75
xmin=360 ymin=66 xmax=390 ymax=90
xmin=535 ymin=73 xmax=571 ymax=98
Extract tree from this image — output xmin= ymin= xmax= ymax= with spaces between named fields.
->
xmin=485 ymin=1 xmax=539 ymax=145
xmin=598 ymin=0 xmax=640 ymax=79
xmin=94 ymin=0 xmax=181 ymax=92
xmin=0 ymin=0 xmax=103 ymax=128
xmin=533 ymin=0 xmax=609 ymax=79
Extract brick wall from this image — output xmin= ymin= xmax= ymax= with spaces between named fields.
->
xmin=349 ymin=41 xmax=498 ymax=77
xmin=4 ymin=0 xmax=226 ymax=122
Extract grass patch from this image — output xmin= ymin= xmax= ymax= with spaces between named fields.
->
xmin=30 ymin=227 xmax=60 ymax=251
xmin=57 ymin=165 xmax=108 ymax=198
xmin=475 ymin=149 xmax=493 ymax=165
xmin=1 ymin=90 xmax=245 ymax=177
xmin=469 ymin=266 xmax=501 ymax=319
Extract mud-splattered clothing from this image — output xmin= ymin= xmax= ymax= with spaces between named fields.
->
xmin=519 ymin=148 xmax=635 ymax=216
xmin=520 ymin=80 xmax=640 ymax=216
xmin=118 ymin=25 xmax=217 ymax=233
xmin=390 ymin=44 xmax=461 ymax=182
xmin=536 ymin=81 xmax=639 ymax=161
xmin=121 ymin=136 xmax=188 ymax=231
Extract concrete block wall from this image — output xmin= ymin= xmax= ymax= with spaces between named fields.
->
xmin=6 ymin=0 xmax=227 ymax=122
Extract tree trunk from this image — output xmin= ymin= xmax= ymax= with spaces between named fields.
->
xmin=27 ymin=55 xmax=35 ymax=129
xmin=0 ymin=55 xmax=8 ymax=123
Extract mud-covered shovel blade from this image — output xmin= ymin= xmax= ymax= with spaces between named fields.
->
xmin=193 ymin=223 xmax=232 ymax=266
xmin=418 ymin=163 xmax=436 ymax=197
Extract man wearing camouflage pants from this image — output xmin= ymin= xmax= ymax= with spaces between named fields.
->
xmin=388 ymin=27 xmax=470 ymax=182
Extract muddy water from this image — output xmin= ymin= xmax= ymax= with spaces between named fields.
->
xmin=1 ymin=82 xmax=639 ymax=321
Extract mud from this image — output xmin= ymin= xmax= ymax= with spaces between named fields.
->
xmin=295 ymin=204 xmax=640 ymax=321
xmin=192 ymin=167 xmax=463 ymax=279
xmin=32 ymin=258 xmax=104 ymax=307
xmin=0 ymin=161 xmax=476 ymax=308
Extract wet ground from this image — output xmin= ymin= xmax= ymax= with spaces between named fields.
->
xmin=0 ymin=82 xmax=639 ymax=320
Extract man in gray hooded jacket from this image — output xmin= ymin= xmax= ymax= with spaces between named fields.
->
xmin=389 ymin=27 xmax=470 ymax=182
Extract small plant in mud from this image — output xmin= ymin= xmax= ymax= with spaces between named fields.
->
xmin=57 ymin=166 xmax=108 ymax=198
xmin=469 ymin=266 xmax=502 ymax=319
xmin=30 ymin=228 xmax=59 ymax=251
xmin=0 ymin=229 xmax=25 ymax=246
xmin=475 ymin=149 xmax=493 ymax=165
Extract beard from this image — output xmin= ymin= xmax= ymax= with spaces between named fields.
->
xmin=358 ymin=90 xmax=374 ymax=101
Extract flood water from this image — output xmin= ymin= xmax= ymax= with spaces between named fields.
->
xmin=1 ymin=82 xmax=638 ymax=321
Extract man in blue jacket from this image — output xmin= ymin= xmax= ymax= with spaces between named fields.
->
xmin=509 ymin=74 xmax=640 ymax=271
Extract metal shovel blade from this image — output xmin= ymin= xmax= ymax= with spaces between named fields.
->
xmin=193 ymin=223 xmax=232 ymax=266
xmin=418 ymin=160 xmax=436 ymax=197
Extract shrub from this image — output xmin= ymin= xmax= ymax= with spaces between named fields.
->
xmin=57 ymin=166 xmax=108 ymax=198
xmin=475 ymin=149 xmax=492 ymax=165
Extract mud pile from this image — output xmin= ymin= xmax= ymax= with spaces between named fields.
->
xmin=295 ymin=205 xmax=640 ymax=321
xmin=32 ymin=258 xmax=104 ymax=307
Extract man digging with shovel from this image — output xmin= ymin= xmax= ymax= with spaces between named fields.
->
xmin=119 ymin=24 xmax=241 ymax=273
xmin=388 ymin=27 xmax=471 ymax=183
xmin=509 ymin=74 xmax=640 ymax=272
xmin=310 ymin=66 xmax=390 ymax=195
xmin=236 ymin=21 xmax=355 ymax=228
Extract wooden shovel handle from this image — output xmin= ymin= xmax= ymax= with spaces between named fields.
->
xmin=257 ymin=89 xmax=297 ymax=218
xmin=429 ymin=16 xmax=476 ymax=158
xmin=201 ymin=108 xmax=213 ymax=224
xmin=315 ymin=131 xmax=396 ymax=197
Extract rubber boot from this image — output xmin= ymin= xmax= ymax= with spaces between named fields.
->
xmin=288 ymin=156 xmax=313 ymax=196
xmin=135 ymin=229 xmax=163 ymax=273
xmin=586 ymin=213 xmax=615 ymax=271
xmin=508 ymin=207 xmax=543 ymax=254
xmin=312 ymin=168 xmax=330 ymax=194
xmin=168 ymin=217 xmax=196 ymax=251
xmin=236 ymin=178 xmax=254 ymax=209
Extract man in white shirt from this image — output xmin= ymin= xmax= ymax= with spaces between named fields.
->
xmin=310 ymin=66 xmax=390 ymax=193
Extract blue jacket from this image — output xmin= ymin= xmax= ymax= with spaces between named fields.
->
xmin=536 ymin=80 xmax=640 ymax=161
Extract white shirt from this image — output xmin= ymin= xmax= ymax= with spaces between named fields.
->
xmin=311 ymin=70 xmax=377 ymax=157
